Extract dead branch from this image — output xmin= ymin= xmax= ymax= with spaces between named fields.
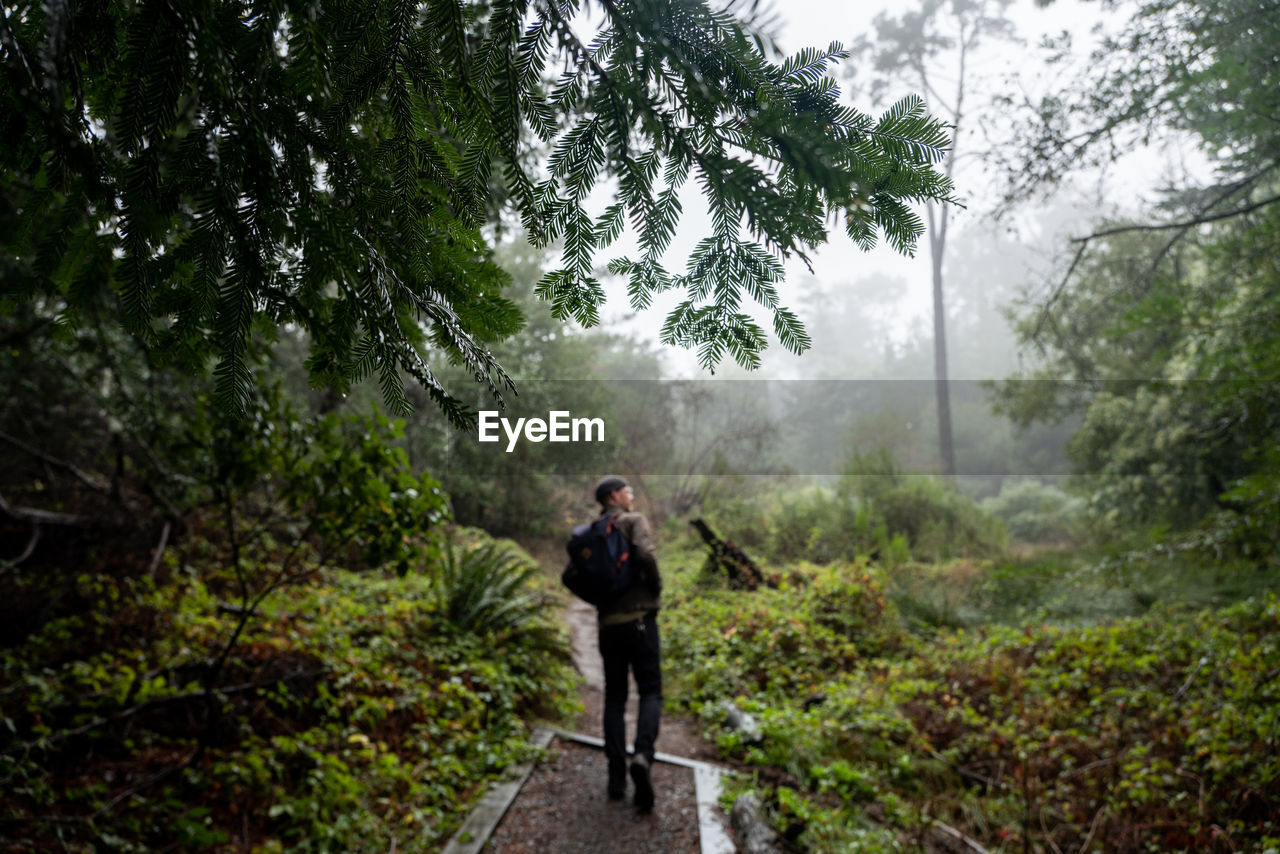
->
xmin=1032 ymin=173 xmax=1279 ymax=343
xmin=0 ymin=490 xmax=90 ymax=526
xmin=1040 ymin=806 xmax=1066 ymax=854
xmin=1062 ymin=756 xmax=1115 ymax=781
xmin=148 ymin=520 xmax=172 ymax=579
xmin=1076 ymin=806 xmax=1107 ymax=854
xmin=1173 ymin=656 xmax=1210 ymax=700
xmin=690 ymin=518 xmax=772 ymax=589
xmin=6 ymin=524 xmax=40 ymax=566
xmin=1069 ymin=192 xmax=1280 ymax=243
xmin=0 ymin=429 xmax=111 ymax=493
xmin=0 ymin=670 xmax=325 ymax=757
xmin=217 ymin=603 xmax=300 ymax=619
xmin=930 ymin=818 xmax=991 ymax=854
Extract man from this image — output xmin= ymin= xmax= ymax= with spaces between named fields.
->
xmin=590 ymin=475 xmax=662 ymax=812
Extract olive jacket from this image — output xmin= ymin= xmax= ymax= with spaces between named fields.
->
xmin=591 ymin=504 xmax=662 ymax=623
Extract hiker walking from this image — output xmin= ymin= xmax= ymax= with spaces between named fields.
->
xmin=563 ymin=475 xmax=663 ymax=811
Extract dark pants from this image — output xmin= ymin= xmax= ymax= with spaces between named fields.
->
xmin=599 ymin=611 xmax=662 ymax=778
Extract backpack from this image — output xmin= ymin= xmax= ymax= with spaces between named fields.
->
xmin=562 ymin=514 xmax=633 ymax=606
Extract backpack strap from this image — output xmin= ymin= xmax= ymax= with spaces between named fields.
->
xmin=603 ymin=515 xmax=629 ymax=571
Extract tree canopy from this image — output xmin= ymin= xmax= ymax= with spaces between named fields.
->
xmin=1 ymin=0 xmax=956 ymax=424
xmin=996 ymin=0 xmax=1280 ymax=527
xmin=999 ymin=0 xmax=1279 ymax=210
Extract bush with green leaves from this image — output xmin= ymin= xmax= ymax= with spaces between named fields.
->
xmin=696 ymin=470 xmax=1003 ymax=569
xmin=0 ymin=532 xmax=574 ymax=852
xmin=703 ymin=487 xmax=882 ymax=566
xmin=663 ymin=555 xmax=908 ymax=704
xmin=276 ymin=409 xmax=450 ymax=575
xmin=843 ymin=451 xmax=1007 ymax=561
xmin=1150 ymin=443 xmax=1280 ymax=573
xmin=980 ymin=479 xmax=1086 ymax=543
xmin=661 ymin=536 xmax=1280 ymax=852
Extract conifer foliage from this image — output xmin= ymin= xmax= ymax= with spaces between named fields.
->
xmin=2 ymin=0 xmax=955 ymax=418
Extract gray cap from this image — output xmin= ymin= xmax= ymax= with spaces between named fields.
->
xmin=594 ymin=475 xmax=628 ymax=505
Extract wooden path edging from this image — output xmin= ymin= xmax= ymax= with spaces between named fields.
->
xmin=439 ymin=727 xmax=736 ymax=854
xmin=439 ymin=727 xmax=555 ymax=854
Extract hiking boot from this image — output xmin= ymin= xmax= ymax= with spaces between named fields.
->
xmin=607 ymin=773 xmax=626 ymax=800
xmin=630 ymin=754 xmax=654 ymax=812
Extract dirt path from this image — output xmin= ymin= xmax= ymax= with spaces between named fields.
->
xmin=481 ymin=599 xmax=723 ymax=852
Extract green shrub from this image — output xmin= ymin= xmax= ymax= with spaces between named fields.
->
xmin=663 ymin=558 xmax=908 ymax=704
xmin=980 ymin=479 xmax=1086 ymax=543
xmin=884 ymin=560 xmax=993 ymax=632
xmin=701 ymin=465 xmax=1006 ymax=568
xmin=0 ymin=532 xmax=574 ymax=852
xmin=769 ymin=490 xmax=881 ymax=565
xmin=840 ymin=449 xmax=1007 ymax=561
xmin=283 ymin=410 xmax=450 ymax=574
xmin=663 ymin=529 xmax=1280 ymax=854
xmin=703 ymin=486 xmax=882 ymax=566
xmin=186 ymin=390 xmax=450 ymax=583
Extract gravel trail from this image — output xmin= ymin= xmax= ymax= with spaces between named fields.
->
xmin=483 ymin=737 xmax=700 ymax=853
xmin=482 ymin=598 xmax=724 ymax=852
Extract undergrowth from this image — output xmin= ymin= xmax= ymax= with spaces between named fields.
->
xmin=663 ymin=539 xmax=1280 ymax=852
xmin=0 ymin=532 xmax=574 ymax=853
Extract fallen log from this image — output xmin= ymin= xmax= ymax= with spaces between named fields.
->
xmin=689 ymin=518 xmax=774 ymax=589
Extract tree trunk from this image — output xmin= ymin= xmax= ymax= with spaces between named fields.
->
xmin=928 ymin=200 xmax=956 ymax=476
xmin=932 ymin=241 xmax=955 ymax=476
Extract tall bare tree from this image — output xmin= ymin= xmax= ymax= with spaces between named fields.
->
xmin=852 ymin=0 xmax=1016 ymax=474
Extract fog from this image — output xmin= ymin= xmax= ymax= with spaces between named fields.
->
xmin=548 ymin=0 xmax=1221 ymax=488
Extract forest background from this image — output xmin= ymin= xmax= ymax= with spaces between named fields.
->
xmin=1 ymin=0 xmax=1277 ymax=850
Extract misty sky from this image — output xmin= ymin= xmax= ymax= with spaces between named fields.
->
xmin=572 ymin=0 xmax=1201 ymax=380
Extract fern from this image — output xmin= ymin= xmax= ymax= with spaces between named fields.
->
xmin=435 ymin=535 xmax=562 ymax=644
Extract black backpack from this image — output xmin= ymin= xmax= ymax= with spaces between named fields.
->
xmin=562 ymin=514 xmax=633 ymax=605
